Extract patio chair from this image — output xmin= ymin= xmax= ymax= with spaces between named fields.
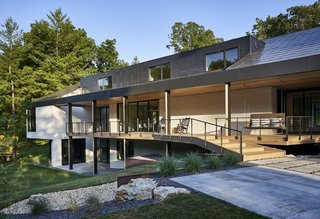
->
xmin=177 ymin=118 xmax=190 ymax=133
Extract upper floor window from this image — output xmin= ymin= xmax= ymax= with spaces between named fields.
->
xmin=206 ymin=47 xmax=239 ymax=71
xmin=149 ymin=63 xmax=171 ymax=81
xmin=27 ymin=108 xmax=36 ymax=132
xmin=98 ymin=76 xmax=112 ymax=90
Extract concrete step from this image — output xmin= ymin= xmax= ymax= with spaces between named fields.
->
xmin=243 ymin=147 xmax=285 ymax=161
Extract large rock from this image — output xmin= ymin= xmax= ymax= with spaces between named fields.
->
xmin=153 ymin=186 xmax=190 ymax=200
xmin=115 ymin=178 xmax=157 ymax=201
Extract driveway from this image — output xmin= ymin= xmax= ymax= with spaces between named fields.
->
xmin=172 ymin=166 xmax=320 ymax=218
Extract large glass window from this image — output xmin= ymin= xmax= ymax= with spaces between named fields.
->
xmin=98 ymin=76 xmax=112 ymax=90
xmin=117 ymin=100 xmax=159 ymax=132
xmin=225 ymin=48 xmax=239 ymax=68
xmin=27 ymin=108 xmax=36 ymax=132
xmin=206 ymin=51 xmax=224 ymax=71
xmin=149 ymin=63 xmax=171 ymax=81
xmin=206 ymin=47 xmax=238 ymax=71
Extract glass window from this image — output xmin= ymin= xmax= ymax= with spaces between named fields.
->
xmin=149 ymin=63 xmax=170 ymax=81
xmin=98 ymin=76 xmax=112 ymax=90
xmin=225 ymin=48 xmax=238 ymax=68
xmin=162 ymin=63 xmax=171 ymax=79
xmin=27 ymin=108 xmax=36 ymax=132
xmin=206 ymin=51 xmax=224 ymax=71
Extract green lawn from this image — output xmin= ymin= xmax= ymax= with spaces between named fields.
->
xmin=96 ymin=193 xmax=267 ymax=219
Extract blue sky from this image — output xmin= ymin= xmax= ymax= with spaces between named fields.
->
xmin=1 ymin=0 xmax=316 ymax=62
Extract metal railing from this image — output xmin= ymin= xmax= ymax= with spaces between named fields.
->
xmin=159 ymin=118 xmax=243 ymax=160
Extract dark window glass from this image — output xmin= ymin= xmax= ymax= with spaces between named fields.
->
xmin=128 ymin=102 xmax=138 ymax=131
xmin=206 ymin=51 xmax=224 ymax=71
xmin=225 ymin=48 xmax=238 ymax=68
xmin=149 ymin=65 xmax=161 ymax=81
xmin=162 ymin=63 xmax=171 ymax=79
xmin=27 ymin=108 xmax=36 ymax=132
xmin=98 ymin=76 xmax=112 ymax=90
xmin=149 ymin=63 xmax=171 ymax=81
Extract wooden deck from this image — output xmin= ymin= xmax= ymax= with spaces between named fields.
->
xmin=69 ymin=131 xmax=320 ymax=161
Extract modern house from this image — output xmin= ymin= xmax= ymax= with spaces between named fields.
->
xmin=27 ymin=27 xmax=320 ymax=174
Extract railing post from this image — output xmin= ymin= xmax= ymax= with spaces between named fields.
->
xmin=299 ymin=116 xmax=302 ymax=140
xmin=284 ymin=117 xmax=289 ymax=141
xmin=118 ymin=121 xmax=121 ymax=136
xmin=240 ymin=132 xmax=243 ymax=161
xmin=235 ymin=117 xmax=239 ymax=140
xmin=204 ymin=122 xmax=207 ymax=147
xmin=220 ymin=127 xmax=223 ymax=153
xmin=215 ymin=118 xmax=218 ymax=139
xmin=191 ymin=119 xmax=193 ymax=138
xmin=258 ymin=117 xmax=262 ymax=140
xmin=109 ymin=121 xmax=111 ymax=136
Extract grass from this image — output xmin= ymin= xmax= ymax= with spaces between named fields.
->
xmin=96 ymin=193 xmax=267 ymax=219
xmin=158 ymin=156 xmax=176 ymax=176
xmin=183 ymin=152 xmax=202 ymax=173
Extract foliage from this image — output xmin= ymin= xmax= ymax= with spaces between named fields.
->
xmin=183 ymin=152 xmax=202 ymax=173
xmin=222 ymin=151 xmax=240 ymax=166
xmin=206 ymin=155 xmax=221 ymax=169
xmin=167 ymin=21 xmax=223 ymax=53
xmin=131 ymin=56 xmax=139 ymax=65
xmin=101 ymin=193 xmax=266 ymax=219
xmin=27 ymin=194 xmax=51 ymax=215
xmin=85 ymin=194 xmax=102 ymax=212
xmin=96 ymin=39 xmax=128 ymax=72
xmin=252 ymin=1 xmax=320 ymax=39
xmin=158 ymin=156 xmax=176 ymax=176
xmin=68 ymin=197 xmax=79 ymax=213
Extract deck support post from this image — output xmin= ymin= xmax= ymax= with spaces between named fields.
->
xmin=165 ymin=142 xmax=171 ymax=157
xmin=68 ymin=103 xmax=73 ymax=170
xmin=93 ymin=138 xmax=97 ymax=174
xmin=92 ymin=100 xmax=96 ymax=134
xmin=165 ymin=91 xmax=171 ymax=135
xmin=225 ymin=82 xmax=231 ymax=136
xmin=123 ymin=139 xmax=127 ymax=170
xmin=123 ymin=96 xmax=128 ymax=134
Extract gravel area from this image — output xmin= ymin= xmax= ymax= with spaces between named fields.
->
xmin=2 ymin=177 xmax=193 ymax=219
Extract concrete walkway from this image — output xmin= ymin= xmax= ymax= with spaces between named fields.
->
xmin=172 ymin=166 xmax=320 ymax=218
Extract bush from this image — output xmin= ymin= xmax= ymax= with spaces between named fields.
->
xmin=183 ymin=152 xmax=202 ymax=173
xmin=206 ymin=155 xmax=221 ymax=169
xmin=0 ymin=212 xmax=9 ymax=219
xmin=27 ymin=194 xmax=51 ymax=215
xmin=158 ymin=156 xmax=176 ymax=177
xmin=68 ymin=198 xmax=79 ymax=213
xmin=85 ymin=194 xmax=102 ymax=212
xmin=222 ymin=152 xmax=240 ymax=166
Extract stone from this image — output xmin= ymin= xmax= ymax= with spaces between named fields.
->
xmin=153 ymin=186 xmax=190 ymax=200
xmin=115 ymin=178 xmax=157 ymax=201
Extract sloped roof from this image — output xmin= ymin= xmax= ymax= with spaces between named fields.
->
xmin=228 ymin=27 xmax=320 ymax=70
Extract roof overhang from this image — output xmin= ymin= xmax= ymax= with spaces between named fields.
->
xmin=33 ymin=54 xmax=320 ymax=107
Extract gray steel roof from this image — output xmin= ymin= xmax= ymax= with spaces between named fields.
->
xmin=228 ymin=27 xmax=320 ymax=69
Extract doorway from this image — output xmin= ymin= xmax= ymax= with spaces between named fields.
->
xmin=62 ymin=139 xmax=86 ymax=165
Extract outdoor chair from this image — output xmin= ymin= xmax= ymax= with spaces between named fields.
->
xmin=177 ymin=118 xmax=190 ymax=133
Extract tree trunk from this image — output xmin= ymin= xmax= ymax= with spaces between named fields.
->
xmin=10 ymin=64 xmax=17 ymax=160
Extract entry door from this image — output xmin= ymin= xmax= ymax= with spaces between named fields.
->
xmin=313 ymin=103 xmax=320 ymax=132
xmin=61 ymin=139 xmax=86 ymax=165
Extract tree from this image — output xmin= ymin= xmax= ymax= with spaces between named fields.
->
xmin=131 ymin=56 xmax=139 ymax=65
xmin=252 ymin=1 xmax=320 ymax=39
xmin=167 ymin=21 xmax=223 ymax=53
xmin=0 ymin=17 xmax=23 ymax=159
xmin=96 ymin=39 xmax=128 ymax=72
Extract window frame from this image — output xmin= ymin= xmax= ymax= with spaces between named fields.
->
xmin=98 ymin=76 xmax=112 ymax=90
xmin=205 ymin=47 xmax=239 ymax=72
xmin=148 ymin=62 xmax=171 ymax=81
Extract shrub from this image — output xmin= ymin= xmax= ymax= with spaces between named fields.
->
xmin=158 ymin=156 xmax=176 ymax=177
xmin=206 ymin=155 xmax=221 ymax=169
xmin=68 ymin=198 xmax=79 ymax=213
xmin=222 ymin=152 xmax=240 ymax=166
xmin=183 ymin=152 xmax=202 ymax=173
xmin=0 ymin=212 xmax=9 ymax=219
xmin=27 ymin=194 xmax=51 ymax=215
xmin=85 ymin=194 xmax=102 ymax=213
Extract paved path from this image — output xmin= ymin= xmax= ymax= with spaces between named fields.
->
xmin=172 ymin=166 xmax=320 ymax=218
xmin=248 ymin=157 xmax=320 ymax=176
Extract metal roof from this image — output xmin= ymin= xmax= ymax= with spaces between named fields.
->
xmin=228 ymin=27 xmax=320 ymax=70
